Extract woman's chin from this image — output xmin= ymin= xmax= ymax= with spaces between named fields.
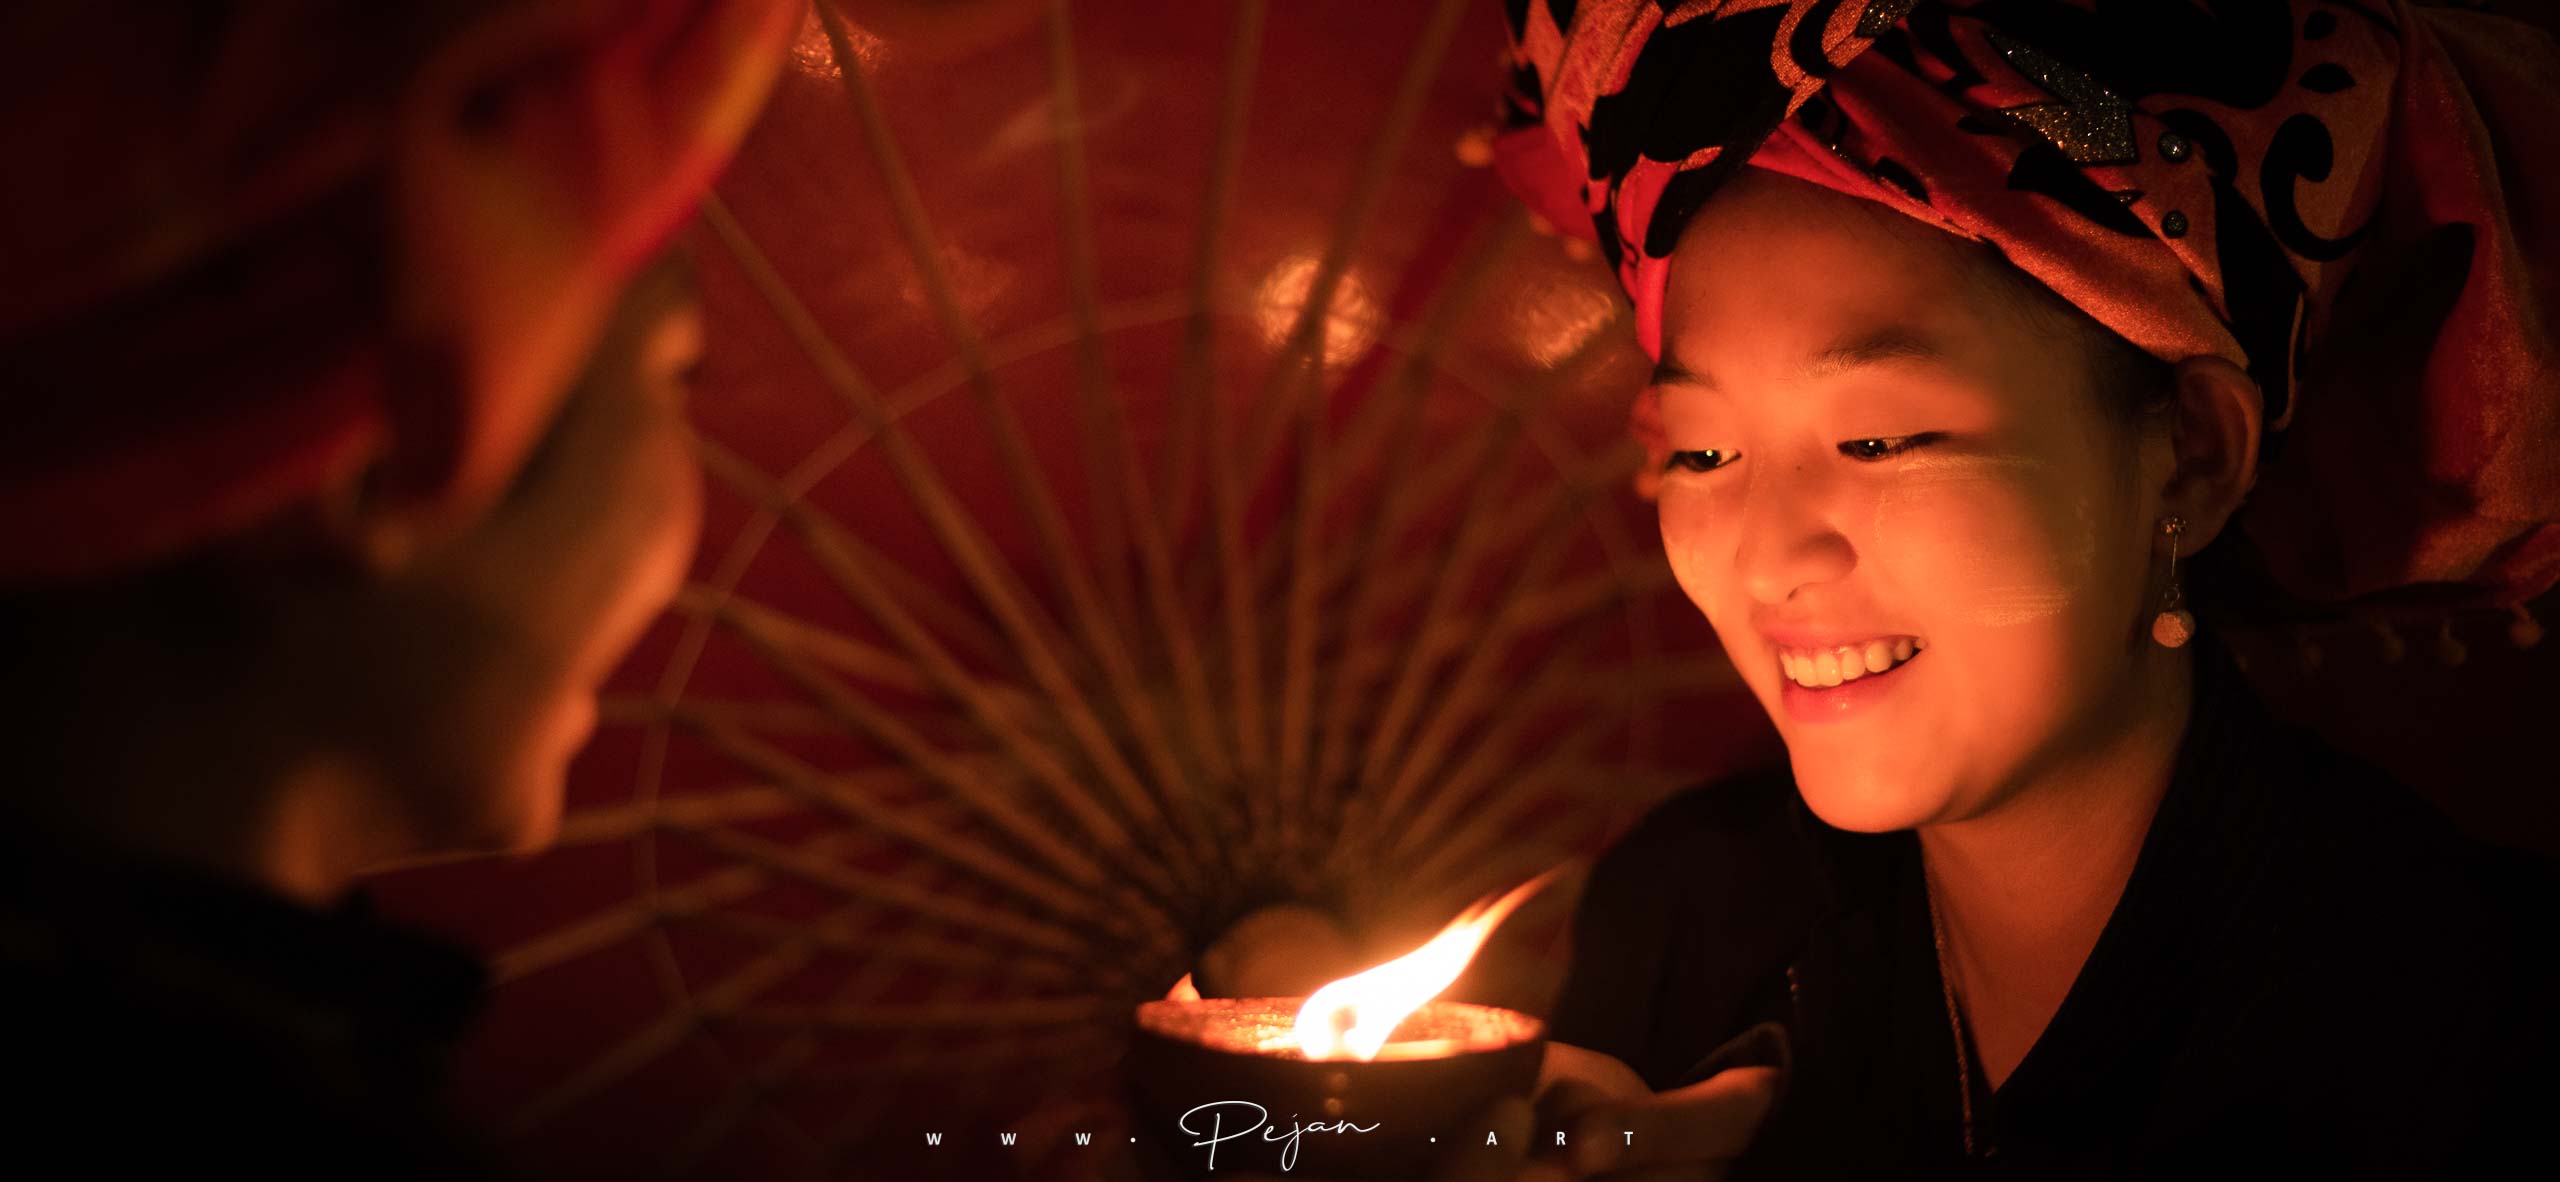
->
xmin=1791 ymin=758 xmax=1943 ymax=833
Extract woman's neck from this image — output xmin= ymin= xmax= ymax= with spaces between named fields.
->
xmin=1916 ymin=644 xmax=2196 ymax=1090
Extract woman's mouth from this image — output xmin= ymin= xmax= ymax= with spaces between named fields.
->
xmin=1778 ymin=636 xmax=1923 ymax=688
xmin=1774 ymin=637 xmax=1926 ymax=724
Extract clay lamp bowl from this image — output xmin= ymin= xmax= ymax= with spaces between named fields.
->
xmin=1128 ymin=996 xmax=1544 ymax=1180
xmin=1124 ymin=872 xmax=1560 ymax=1180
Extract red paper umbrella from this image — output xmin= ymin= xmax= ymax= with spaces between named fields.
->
xmin=370 ymin=1 xmax=1774 ymax=1177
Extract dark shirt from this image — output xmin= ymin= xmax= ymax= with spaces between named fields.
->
xmin=1550 ymin=632 xmax=2559 ymax=1177
xmin=0 ymin=825 xmax=501 ymax=1178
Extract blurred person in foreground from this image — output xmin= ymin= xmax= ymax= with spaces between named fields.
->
xmin=0 ymin=1 xmax=795 ymax=1174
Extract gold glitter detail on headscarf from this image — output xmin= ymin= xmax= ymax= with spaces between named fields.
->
xmin=1856 ymin=0 xmax=1920 ymax=38
xmin=1984 ymin=30 xmax=2137 ymax=166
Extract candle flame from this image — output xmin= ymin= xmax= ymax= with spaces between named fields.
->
xmin=1292 ymin=867 xmax=1563 ymax=1061
xmin=1165 ymin=973 xmax=1201 ymax=1002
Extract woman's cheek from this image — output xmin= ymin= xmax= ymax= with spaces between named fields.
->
xmin=1657 ymin=485 xmax=1728 ymax=621
xmin=1869 ymin=452 xmax=2099 ymax=631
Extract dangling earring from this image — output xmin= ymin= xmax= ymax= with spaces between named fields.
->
xmin=2151 ymin=515 xmax=2195 ymax=649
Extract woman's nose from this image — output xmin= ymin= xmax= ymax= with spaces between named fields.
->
xmin=1734 ymin=462 xmax=1855 ymax=607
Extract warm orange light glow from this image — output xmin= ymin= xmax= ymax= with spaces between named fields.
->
xmin=1253 ymin=254 xmax=1382 ymax=368
xmin=1291 ymin=867 xmax=1563 ymax=1061
xmin=1165 ymin=972 xmax=1201 ymax=1002
xmin=1510 ymin=284 xmax=1616 ymax=367
xmin=792 ymin=6 xmax=886 ymax=78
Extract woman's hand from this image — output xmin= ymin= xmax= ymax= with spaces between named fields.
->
xmin=1505 ymin=1042 xmax=1778 ymax=1180
xmin=1230 ymin=1041 xmax=1779 ymax=1182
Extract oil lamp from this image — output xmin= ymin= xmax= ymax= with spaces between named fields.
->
xmin=1127 ymin=872 xmax=1558 ymax=1180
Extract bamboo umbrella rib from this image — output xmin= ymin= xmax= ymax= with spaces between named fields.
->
xmin=1208 ymin=382 xmax=1269 ymax=784
xmin=1348 ymin=409 xmax=1531 ymax=793
xmin=697 ymin=567 xmax=1186 ymax=909
xmin=666 ymin=1039 xmax=819 ymax=1178
xmin=487 ymin=827 xmax=856 ymax=984
xmin=1306 ymin=306 xmax=1632 ymax=614
xmin=1294 ymin=456 xmax=1654 ymax=774
xmin=494 ymin=808 xmax=983 ymax=992
xmin=1380 ymin=628 xmax=1615 ymax=848
xmin=691 ymin=435 xmax=1173 ymax=891
xmin=722 ymin=499 xmax=1143 ymax=857
xmin=556 ymin=769 xmax=1004 ymax=854
xmin=810 ymin=2 xmax=1196 ymax=859
xmin=703 ymin=197 xmax=1186 ymax=877
xmin=1041 ymin=0 xmax=1232 ymax=873
xmin=1372 ymin=649 xmax=1730 ymax=864
xmin=553 ymin=785 xmax=801 ymax=850
xmin=762 ymin=521 xmax=1203 ymax=910
xmin=1191 ymin=1 xmax=1328 ymax=784
xmin=1249 ymin=212 xmax=1528 ymax=638
xmin=1323 ymin=349 xmax=1638 ymax=806
xmin=707 ymin=995 xmax=1113 ymax=1033
xmin=670 ymin=585 xmax=931 ymax=696
xmin=1292 ymin=549 xmax=1673 ymax=716
xmin=676 ymin=850 xmax=1103 ymax=1175
xmin=761 ymin=519 xmax=1011 ymax=675
xmin=1394 ymin=649 xmax=1737 ymax=850
xmin=1372 ymin=483 xmax=1602 ymax=826
xmin=1504 ymin=556 xmax=1676 ymax=635
xmin=607 ymin=694 xmax=844 ymax=738
xmin=654 ymin=903 xmax=1076 ymax=987
xmin=1321 ymin=211 xmax=1531 ymax=499
xmin=697 ymin=491 xmax=1012 ymax=674
xmin=678 ymin=1028 xmax=1113 ymax=1177
xmin=1044 ymin=0 xmax=1134 ymax=629
xmin=668 ymin=822 xmax=1093 ymax=960
xmin=1127 ymin=434 xmax=1237 ymax=792
xmin=1416 ymin=768 xmax=1685 ymax=903
xmin=785 ymin=907 xmax=1137 ymax=1167
xmin=791 ymin=1030 xmax=1110 ymax=1083
xmin=1242 ymin=0 xmax=1474 ymax=808
xmin=1412 ymin=816 xmax=1615 ymax=927
xmin=1164 ymin=0 xmax=1267 ymax=527
xmin=1276 ymin=354 xmax=1325 ymax=849
xmin=1347 ymin=446 xmax=1633 ymax=624
xmin=1409 ymin=723 xmax=1696 ymax=892
xmin=1305 ymin=221 xmax=1529 ymax=796
xmin=510 ymin=894 xmax=868 ymax=1137
xmin=1400 ymin=737 xmax=1615 ymax=891
xmin=672 ymin=706 xmax=1113 ymax=929
xmin=1056 ymin=35 xmax=1241 ymax=804
xmin=806 ymin=1041 xmax=1122 ymax=1178
xmin=1232 ymin=0 xmax=1475 ymax=476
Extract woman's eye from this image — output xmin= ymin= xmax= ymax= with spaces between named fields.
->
xmin=1840 ymin=433 xmax=1940 ymax=461
xmin=1664 ymin=449 xmax=1733 ymax=474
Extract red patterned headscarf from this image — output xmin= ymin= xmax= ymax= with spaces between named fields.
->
xmin=1495 ymin=0 xmax=2560 ymax=612
xmin=0 ymin=0 xmax=791 ymax=585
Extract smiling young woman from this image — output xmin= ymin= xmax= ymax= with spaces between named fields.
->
xmin=1490 ymin=0 xmax=2560 ymax=1176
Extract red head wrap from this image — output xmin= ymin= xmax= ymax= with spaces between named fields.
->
xmin=1495 ymin=0 xmax=2560 ymax=612
xmin=0 ymin=0 xmax=783 ymax=585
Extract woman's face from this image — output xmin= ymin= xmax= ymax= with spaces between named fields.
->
xmin=341 ymin=252 xmax=705 ymax=856
xmin=1653 ymin=170 xmax=2161 ymax=833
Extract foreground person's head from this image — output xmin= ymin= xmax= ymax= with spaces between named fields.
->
xmin=0 ymin=1 xmax=795 ymax=896
xmin=1652 ymin=170 xmax=2258 ymax=831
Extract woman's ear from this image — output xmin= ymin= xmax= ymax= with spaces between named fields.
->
xmin=375 ymin=0 xmax=794 ymax=548
xmin=2159 ymin=354 xmax=2263 ymax=551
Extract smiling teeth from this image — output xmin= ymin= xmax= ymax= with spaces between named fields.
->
xmin=1781 ymin=637 xmax=1922 ymax=689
